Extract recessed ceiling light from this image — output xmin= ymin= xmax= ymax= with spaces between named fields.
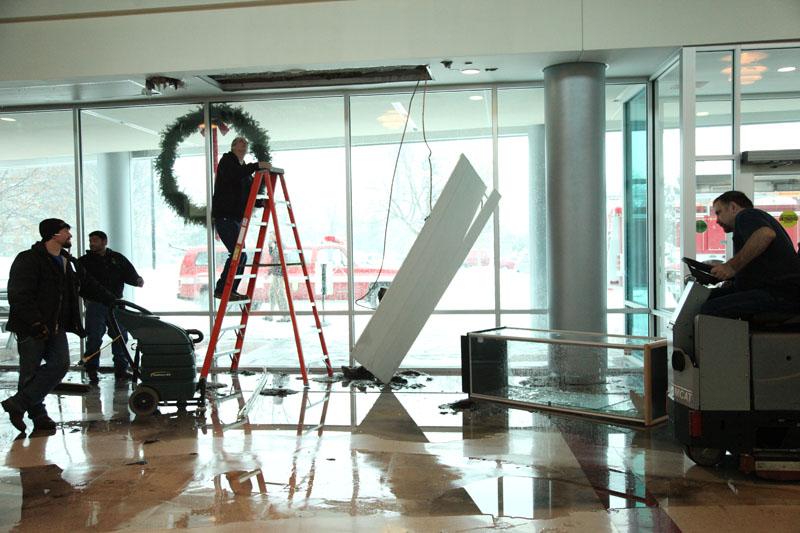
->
xmin=696 ymin=111 xmax=710 ymax=117
xmin=461 ymin=68 xmax=481 ymax=75
xmin=469 ymin=95 xmax=484 ymax=101
xmin=0 ymin=117 xmax=16 ymax=122
xmin=778 ymin=66 xmax=797 ymax=73
xmin=722 ymin=51 xmax=768 ymax=64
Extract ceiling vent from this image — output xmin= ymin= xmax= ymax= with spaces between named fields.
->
xmin=203 ymin=65 xmax=431 ymax=91
xmin=742 ymin=149 xmax=800 ymax=167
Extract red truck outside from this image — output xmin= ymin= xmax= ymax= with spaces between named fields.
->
xmin=177 ymin=236 xmax=395 ymax=305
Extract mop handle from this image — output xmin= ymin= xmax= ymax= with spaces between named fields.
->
xmin=80 ymin=334 xmax=123 ymax=363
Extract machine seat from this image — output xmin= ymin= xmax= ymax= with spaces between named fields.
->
xmin=749 ymin=312 xmax=800 ymax=331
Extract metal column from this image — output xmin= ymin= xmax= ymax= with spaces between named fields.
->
xmin=544 ymin=62 xmax=607 ymax=384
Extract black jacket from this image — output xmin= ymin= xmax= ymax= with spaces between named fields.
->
xmin=211 ymin=151 xmax=260 ymax=219
xmin=78 ymin=248 xmax=141 ymax=298
xmin=6 ymin=242 xmax=115 ymax=338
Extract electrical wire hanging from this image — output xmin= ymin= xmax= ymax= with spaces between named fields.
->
xmin=421 ymin=80 xmax=434 ymax=214
xmin=355 ymin=80 xmax=424 ymax=310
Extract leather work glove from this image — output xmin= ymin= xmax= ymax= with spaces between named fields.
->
xmin=30 ymin=322 xmax=50 ymax=340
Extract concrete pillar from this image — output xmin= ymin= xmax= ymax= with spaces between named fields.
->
xmin=96 ymin=151 xmax=133 ymax=293
xmin=544 ymin=62 xmax=607 ymax=384
xmin=527 ymin=124 xmax=547 ymax=329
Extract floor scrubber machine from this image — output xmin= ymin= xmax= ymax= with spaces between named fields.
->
xmin=109 ymin=300 xmax=206 ymax=416
xmin=669 ymin=258 xmax=800 ymax=479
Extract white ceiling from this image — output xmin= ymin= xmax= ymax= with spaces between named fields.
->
xmin=0 ymin=47 xmax=676 ymax=109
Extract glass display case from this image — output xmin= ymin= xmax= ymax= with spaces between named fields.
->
xmin=461 ymin=327 xmax=668 ymax=426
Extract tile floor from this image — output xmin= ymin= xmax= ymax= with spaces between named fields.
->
xmin=0 ymin=369 xmax=799 ymax=532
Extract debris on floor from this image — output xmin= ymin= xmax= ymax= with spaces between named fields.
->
xmin=438 ymin=398 xmax=478 ymax=414
xmin=339 ymin=366 xmax=431 ymax=392
xmin=259 ymin=388 xmax=298 ymax=397
xmin=341 ymin=366 xmax=375 ymax=381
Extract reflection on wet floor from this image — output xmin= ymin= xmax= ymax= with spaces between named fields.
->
xmin=0 ymin=370 xmax=800 ymax=531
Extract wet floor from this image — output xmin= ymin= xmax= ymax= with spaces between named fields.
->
xmin=0 ymin=370 xmax=799 ymax=531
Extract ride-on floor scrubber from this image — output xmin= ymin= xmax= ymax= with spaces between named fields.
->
xmin=669 ymin=258 xmax=800 ymax=479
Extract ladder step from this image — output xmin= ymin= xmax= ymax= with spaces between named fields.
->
xmin=254 ymin=197 xmax=288 ymax=205
xmin=213 ymin=348 xmax=240 ymax=358
xmin=219 ymin=324 xmax=246 ymax=333
xmin=303 ymin=424 xmax=323 ymax=435
xmin=220 ymin=420 xmax=245 ymax=431
xmin=234 ymin=274 xmax=257 ymax=279
xmin=223 ymin=299 xmax=251 ymax=306
xmin=242 ymin=248 xmax=262 ymax=253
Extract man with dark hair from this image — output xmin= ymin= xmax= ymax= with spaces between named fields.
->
xmin=700 ymin=190 xmax=800 ymax=318
xmin=211 ymin=136 xmax=271 ymax=301
xmin=1 ymin=219 xmax=115 ymax=433
xmin=78 ymin=231 xmax=144 ymax=383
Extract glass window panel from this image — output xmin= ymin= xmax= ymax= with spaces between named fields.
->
xmin=695 ymin=160 xmax=733 ymax=262
xmin=237 ymin=314 xmax=349 ymax=369
xmin=80 ymin=104 xmax=208 ymax=313
xmin=607 ymin=84 xmax=647 ymax=312
xmin=695 ymin=50 xmax=733 ymax=156
xmin=655 ymin=62 xmax=682 ymax=310
xmin=754 ymin=173 xmax=800 ymax=253
xmin=622 ymin=87 xmax=650 ymax=336
xmin=0 ymin=110 xmax=76 ymax=366
xmin=351 ymin=89 xmax=494 ymax=313
xmin=497 ymin=88 xmax=545 ymax=317
xmin=353 ymin=313 xmax=495 ymax=370
xmin=741 ymin=48 xmax=800 ymax=151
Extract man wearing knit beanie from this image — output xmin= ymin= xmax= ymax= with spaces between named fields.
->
xmin=2 ymin=219 xmax=115 ymax=434
xmin=38 ymin=218 xmax=71 ymax=244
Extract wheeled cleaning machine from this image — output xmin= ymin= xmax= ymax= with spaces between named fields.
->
xmin=669 ymin=259 xmax=800 ymax=479
xmin=109 ymin=300 xmax=205 ymax=416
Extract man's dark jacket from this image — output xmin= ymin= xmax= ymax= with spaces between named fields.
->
xmin=78 ymin=248 xmax=140 ymax=298
xmin=211 ymin=151 xmax=260 ymax=219
xmin=6 ymin=242 xmax=115 ymax=338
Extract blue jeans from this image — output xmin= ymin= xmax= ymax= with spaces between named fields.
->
xmin=700 ymin=286 xmax=800 ymax=319
xmin=12 ymin=330 xmax=69 ymax=419
xmin=83 ymin=301 xmax=129 ymax=372
xmin=214 ymin=217 xmax=247 ymax=294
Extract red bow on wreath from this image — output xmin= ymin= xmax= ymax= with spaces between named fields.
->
xmin=198 ymin=120 xmax=230 ymax=136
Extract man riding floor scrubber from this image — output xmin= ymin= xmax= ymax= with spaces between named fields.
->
xmin=669 ymin=258 xmax=800 ymax=479
xmin=669 ymin=191 xmax=800 ymax=478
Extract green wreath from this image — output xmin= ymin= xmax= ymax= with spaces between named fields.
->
xmin=155 ymin=103 xmax=271 ymax=225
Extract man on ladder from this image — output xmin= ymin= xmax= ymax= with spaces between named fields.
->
xmin=211 ymin=136 xmax=271 ymax=301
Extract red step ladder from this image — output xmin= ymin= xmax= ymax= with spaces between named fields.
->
xmin=199 ymin=167 xmax=333 ymax=391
